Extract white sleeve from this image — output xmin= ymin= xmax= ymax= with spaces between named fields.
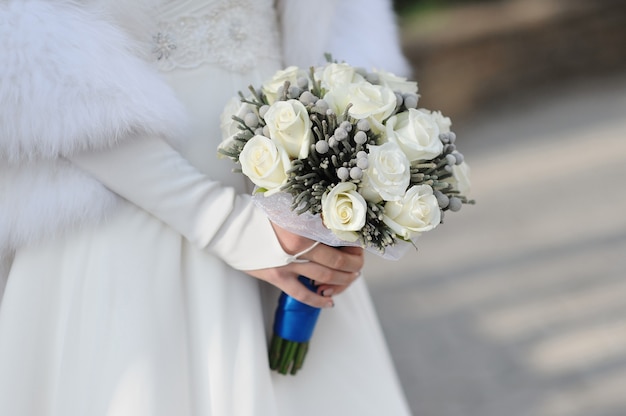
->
xmin=69 ymin=135 xmax=292 ymax=271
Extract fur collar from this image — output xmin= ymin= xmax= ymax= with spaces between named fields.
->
xmin=0 ymin=0 xmax=185 ymax=163
xmin=0 ymin=0 xmax=185 ymax=254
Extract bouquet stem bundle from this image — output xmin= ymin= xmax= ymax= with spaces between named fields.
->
xmin=268 ymin=276 xmax=320 ymax=375
xmin=269 ymin=335 xmax=310 ymax=375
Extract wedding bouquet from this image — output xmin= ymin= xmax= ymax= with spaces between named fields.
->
xmin=218 ymin=60 xmax=473 ymax=375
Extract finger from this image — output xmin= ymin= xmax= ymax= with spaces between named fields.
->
xmin=278 ymin=276 xmax=335 ymax=309
xmin=340 ymin=245 xmax=364 ymax=255
xmin=316 ymin=283 xmax=350 ymax=297
xmin=300 ymin=244 xmax=364 ymax=274
xmin=290 ymin=261 xmax=359 ymax=287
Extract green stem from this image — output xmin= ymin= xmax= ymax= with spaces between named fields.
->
xmin=278 ymin=341 xmax=297 ymax=374
xmin=269 ymin=335 xmax=283 ymax=370
xmin=291 ymin=342 xmax=310 ymax=375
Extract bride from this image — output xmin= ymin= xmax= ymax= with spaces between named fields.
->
xmin=0 ymin=0 xmax=413 ymax=414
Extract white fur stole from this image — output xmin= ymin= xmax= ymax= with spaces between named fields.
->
xmin=0 ymin=0 xmax=186 ymax=252
xmin=0 ymin=0 xmax=184 ymax=162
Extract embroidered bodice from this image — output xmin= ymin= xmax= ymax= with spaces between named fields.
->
xmin=150 ymin=0 xmax=281 ymax=73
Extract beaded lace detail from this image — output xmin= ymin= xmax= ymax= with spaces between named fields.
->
xmin=152 ymin=0 xmax=281 ymax=73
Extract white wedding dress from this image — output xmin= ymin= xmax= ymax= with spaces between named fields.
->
xmin=0 ymin=1 xmax=411 ymax=415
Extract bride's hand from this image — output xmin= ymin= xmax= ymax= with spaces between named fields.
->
xmin=243 ymin=223 xmax=364 ymax=308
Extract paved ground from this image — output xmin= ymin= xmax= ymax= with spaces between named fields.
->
xmin=364 ymin=72 xmax=626 ymax=416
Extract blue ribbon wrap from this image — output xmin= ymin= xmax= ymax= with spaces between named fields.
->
xmin=273 ymin=276 xmax=321 ymax=343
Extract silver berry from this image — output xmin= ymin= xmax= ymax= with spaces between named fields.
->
xmin=448 ymin=197 xmax=462 ymax=212
xmin=297 ymin=76 xmax=309 ymax=89
xmin=315 ymin=99 xmax=329 ymax=113
xmin=356 ymin=119 xmax=370 ymax=131
xmin=315 ymin=140 xmax=330 ymax=154
xmin=299 ymin=91 xmax=316 ymax=105
xmin=337 ymin=167 xmax=350 ymax=181
xmin=334 ymin=127 xmax=348 ymax=141
xmin=354 ymin=131 xmax=367 ymax=145
xmin=244 ymin=113 xmax=259 ymax=128
xmin=403 ymin=93 xmax=419 ymax=109
xmin=434 ymin=190 xmax=449 ymax=209
xmin=288 ymin=86 xmax=301 ymax=98
xmin=350 ymin=167 xmax=363 ymax=180
xmin=259 ymin=105 xmax=270 ymax=118
xmin=356 ymin=157 xmax=369 ymax=170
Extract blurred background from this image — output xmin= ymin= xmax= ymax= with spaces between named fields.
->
xmin=363 ymin=0 xmax=626 ymax=415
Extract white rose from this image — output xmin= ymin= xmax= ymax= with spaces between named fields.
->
xmin=325 ymin=83 xmax=397 ymax=132
xmin=450 ymin=161 xmax=471 ymax=196
xmin=359 ymin=142 xmax=411 ymax=202
xmin=263 ymin=99 xmax=313 ymax=159
xmin=321 ymin=182 xmax=367 ymax=242
xmin=383 ymin=185 xmax=441 ymax=240
xmin=373 ymin=68 xmax=418 ymax=94
xmin=419 ymin=108 xmax=452 ymax=133
xmin=239 ymin=135 xmax=291 ymax=195
xmin=385 ymin=108 xmax=443 ymax=162
xmin=262 ymin=66 xmax=304 ymax=104
xmin=317 ymin=63 xmax=365 ymax=90
xmin=220 ymin=96 xmax=252 ymax=138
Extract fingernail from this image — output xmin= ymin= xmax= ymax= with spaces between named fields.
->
xmin=327 ymin=300 xmax=335 ymax=308
xmin=321 ymin=288 xmax=334 ymax=297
